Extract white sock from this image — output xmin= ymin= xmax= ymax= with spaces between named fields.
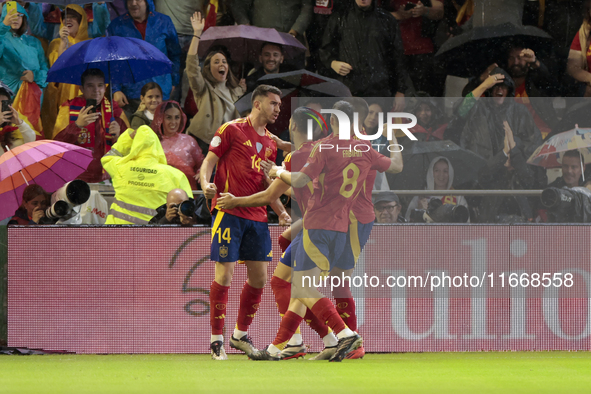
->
xmin=267 ymin=344 xmax=281 ymax=355
xmin=233 ymin=328 xmax=248 ymax=340
xmin=288 ymin=333 xmax=302 ymax=346
xmin=323 ymin=333 xmax=338 ymax=347
xmin=211 ymin=334 xmax=223 ymax=343
xmin=336 ymin=328 xmax=355 ymax=339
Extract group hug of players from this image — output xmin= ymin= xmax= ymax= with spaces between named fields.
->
xmin=199 ymin=85 xmax=403 ymax=362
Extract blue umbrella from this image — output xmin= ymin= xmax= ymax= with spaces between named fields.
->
xmin=29 ymin=0 xmax=114 ymax=23
xmin=47 ymin=36 xmax=173 ymax=85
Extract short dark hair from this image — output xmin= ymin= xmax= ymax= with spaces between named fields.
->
xmin=342 ymin=97 xmax=369 ymax=125
xmin=260 ymin=42 xmax=284 ymax=55
xmin=140 ymin=82 xmax=162 ymax=97
xmin=61 ymin=8 xmax=83 ymax=25
xmin=252 ymin=84 xmax=282 ymax=105
xmin=81 ymin=68 xmax=105 ymax=86
xmin=563 ymin=150 xmax=583 ymax=161
xmin=291 ymin=107 xmax=315 ymax=133
xmin=332 ymin=100 xmax=355 ymax=122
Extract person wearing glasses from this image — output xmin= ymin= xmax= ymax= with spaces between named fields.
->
xmin=373 ymin=191 xmax=404 ymax=223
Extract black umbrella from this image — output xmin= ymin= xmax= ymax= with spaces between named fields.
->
xmin=257 ymin=70 xmax=351 ymax=98
xmin=389 ymin=140 xmax=487 ymax=190
xmin=436 ymin=22 xmax=553 ymax=78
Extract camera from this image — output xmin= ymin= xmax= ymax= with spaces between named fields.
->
xmin=48 ymin=180 xmax=91 ymax=223
xmin=44 ymin=200 xmax=71 ymax=220
xmin=540 ymin=187 xmax=591 ymax=223
xmin=179 ymin=200 xmax=196 ymax=217
xmin=410 ymin=198 xmax=470 ymax=223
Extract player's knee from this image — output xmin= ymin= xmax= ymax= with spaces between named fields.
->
xmin=247 ymin=272 xmax=267 ymax=289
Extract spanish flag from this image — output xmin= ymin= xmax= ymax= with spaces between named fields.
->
xmin=204 ymin=0 xmax=218 ymax=32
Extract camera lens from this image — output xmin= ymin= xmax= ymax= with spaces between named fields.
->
xmin=179 ymin=200 xmax=196 ymax=217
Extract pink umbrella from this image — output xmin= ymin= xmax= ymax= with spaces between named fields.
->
xmin=197 ymin=25 xmax=306 ymax=63
xmin=0 ymin=140 xmax=93 ymax=220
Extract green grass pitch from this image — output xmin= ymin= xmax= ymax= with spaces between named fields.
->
xmin=2 ymin=352 xmax=590 ymax=393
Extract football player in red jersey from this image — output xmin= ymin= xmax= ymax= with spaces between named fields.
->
xmin=199 ymin=85 xmax=291 ymax=360
xmin=250 ymin=101 xmax=403 ymax=361
xmin=218 ymin=107 xmax=339 ymax=360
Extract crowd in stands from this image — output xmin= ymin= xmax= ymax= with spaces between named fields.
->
xmin=2 ymin=0 xmax=591 ymax=224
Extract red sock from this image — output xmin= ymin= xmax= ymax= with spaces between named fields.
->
xmin=270 ymin=276 xmax=291 ymax=316
xmin=278 ymin=234 xmax=291 ymax=253
xmin=210 ymin=281 xmax=230 ymax=335
xmin=304 ymin=307 xmax=330 ymax=338
xmin=335 ymin=298 xmax=357 ymax=332
xmin=310 ymin=298 xmax=346 ymax=335
xmin=236 ymin=282 xmax=264 ymax=332
xmin=272 ymin=311 xmax=303 ymax=348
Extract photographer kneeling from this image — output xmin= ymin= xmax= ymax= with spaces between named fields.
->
xmin=150 ymin=188 xmax=196 ymax=225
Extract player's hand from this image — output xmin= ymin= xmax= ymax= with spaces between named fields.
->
xmin=278 ymin=212 xmax=291 ymax=226
xmin=179 ymin=211 xmax=196 ymax=225
xmin=203 ymin=182 xmax=217 ymax=199
xmin=165 ymin=204 xmax=179 ymax=222
xmin=114 ymin=91 xmax=129 ymax=108
xmin=269 ymin=165 xmax=284 ymax=179
xmin=260 ymin=159 xmax=275 ymax=177
xmin=109 ymin=120 xmax=121 ymax=139
xmin=331 ymin=61 xmax=353 ymax=76
xmin=32 ymin=207 xmax=45 ymax=224
xmin=269 ymin=134 xmax=292 ymax=152
xmin=217 ymin=192 xmax=237 ymax=210
xmin=75 ymin=106 xmax=101 ymax=128
xmin=20 ymin=70 xmax=34 ymax=83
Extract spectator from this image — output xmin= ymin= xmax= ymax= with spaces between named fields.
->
xmin=231 ymin=0 xmax=313 ymax=41
xmin=8 ymin=184 xmax=50 ymax=225
xmin=447 ymin=67 xmax=546 ymax=222
xmin=246 ymin=43 xmax=297 ymax=92
xmin=37 ymin=3 xmax=110 ymax=42
xmin=567 ymin=0 xmax=591 ymax=97
xmin=42 ymin=5 xmax=91 ymax=137
xmin=149 ymin=188 xmax=197 ymax=225
xmin=404 ymin=156 xmax=469 ymax=221
xmin=107 ymin=0 xmax=182 ymax=117
xmin=549 ymin=150 xmax=586 ymax=188
xmin=319 ymin=0 xmax=409 ymax=104
xmin=372 ymin=191 xmax=403 ymax=223
xmin=151 ymin=100 xmax=204 ymax=190
xmin=185 ymin=12 xmax=245 ymax=154
xmin=130 ymin=82 xmax=163 ymax=129
xmin=386 ymin=0 xmax=444 ymax=96
xmin=463 ymin=47 xmax=559 ymax=139
xmin=101 ymin=125 xmax=193 ymax=224
xmin=410 ymin=94 xmax=446 ymax=141
xmin=0 ymin=3 xmax=48 ymax=129
xmin=1 ymin=82 xmax=36 ymax=153
xmin=53 ymin=68 xmax=129 ymax=184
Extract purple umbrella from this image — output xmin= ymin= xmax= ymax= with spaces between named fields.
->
xmin=197 ymin=25 xmax=306 ymax=63
xmin=0 ymin=140 xmax=93 ymax=220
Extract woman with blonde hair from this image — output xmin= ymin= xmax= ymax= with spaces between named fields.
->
xmin=567 ymin=0 xmax=591 ymax=96
xmin=185 ymin=11 xmax=245 ymax=154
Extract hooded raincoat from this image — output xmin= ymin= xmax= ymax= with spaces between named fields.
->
xmin=405 ymin=156 xmax=469 ymax=221
xmin=101 ymin=125 xmax=193 ymax=224
xmin=151 ymin=101 xmax=204 ymax=190
xmin=0 ymin=4 xmax=48 ymax=96
xmin=42 ymin=4 xmax=91 ymax=136
xmin=106 ymin=0 xmax=181 ymax=101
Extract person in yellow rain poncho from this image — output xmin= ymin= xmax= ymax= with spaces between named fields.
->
xmin=101 ymin=125 xmax=193 ymax=225
xmin=42 ymin=4 xmax=90 ymax=137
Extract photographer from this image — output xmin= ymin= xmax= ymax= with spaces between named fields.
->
xmin=53 ymin=68 xmax=129 ymax=183
xmin=8 ymin=185 xmax=50 ymax=225
xmin=1 ymin=82 xmax=36 ymax=153
xmin=150 ymin=189 xmax=197 ymax=225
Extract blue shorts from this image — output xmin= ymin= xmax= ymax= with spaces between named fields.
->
xmin=210 ymin=212 xmax=272 ymax=263
xmin=339 ymin=220 xmax=374 ymax=270
xmin=294 ymin=228 xmax=347 ymax=273
xmin=280 ymin=231 xmax=303 ymax=268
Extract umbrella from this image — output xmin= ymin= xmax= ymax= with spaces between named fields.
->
xmin=46 ymin=36 xmax=173 ymax=85
xmin=30 ymin=0 xmax=114 ymax=23
xmin=0 ymin=140 xmax=93 ymax=220
xmin=527 ymin=125 xmax=591 ymax=169
xmin=435 ymin=22 xmax=553 ymax=78
xmin=257 ymin=70 xmax=352 ymax=98
xmin=198 ymin=25 xmax=306 ymax=63
xmin=389 ymin=140 xmax=487 ymax=190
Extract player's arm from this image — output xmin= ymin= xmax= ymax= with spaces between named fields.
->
xmin=269 ymin=166 xmax=311 ymax=189
xmin=199 ymin=151 xmax=220 ymax=199
xmin=217 ymin=177 xmax=290 ymax=209
xmin=270 ymin=197 xmax=291 ymax=226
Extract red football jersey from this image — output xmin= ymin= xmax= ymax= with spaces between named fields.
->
xmin=352 ymin=169 xmax=378 ymax=225
xmin=300 ymin=137 xmax=391 ymax=232
xmin=209 ymin=117 xmax=277 ymax=222
xmin=284 ymin=141 xmax=316 ymax=216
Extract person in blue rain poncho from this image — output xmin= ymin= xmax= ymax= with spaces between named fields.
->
xmin=107 ymin=0 xmax=181 ymax=116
